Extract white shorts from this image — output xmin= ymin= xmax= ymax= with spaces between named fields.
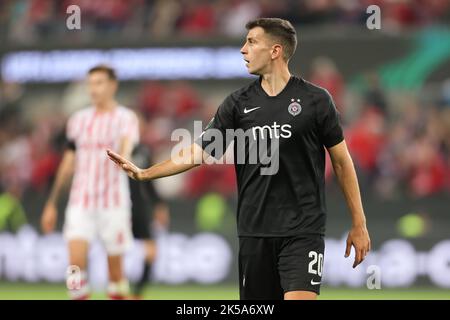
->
xmin=63 ymin=206 xmax=133 ymax=255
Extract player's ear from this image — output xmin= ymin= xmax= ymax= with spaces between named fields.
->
xmin=271 ymin=44 xmax=283 ymax=60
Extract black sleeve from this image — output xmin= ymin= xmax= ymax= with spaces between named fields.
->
xmin=65 ymin=116 xmax=77 ymax=151
xmin=66 ymin=139 xmax=76 ymax=151
xmin=195 ymin=94 xmax=236 ymax=159
xmin=316 ymin=90 xmax=344 ymax=148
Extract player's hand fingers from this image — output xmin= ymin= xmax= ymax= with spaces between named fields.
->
xmin=353 ymin=248 xmax=362 ymax=268
xmin=106 ymin=149 xmax=124 ymax=164
xmin=123 ymin=163 xmax=137 ymax=173
xmin=365 ymin=239 xmax=372 ymax=257
xmin=106 ymin=149 xmax=128 ymax=164
xmin=344 ymin=238 xmax=352 ymax=258
xmin=362 ymin=240 xmax=370 ymax=258
xmin=120 ymin=161 xmax=135 ymax=173
xmin=42 ymin=216 xmax=54 ymax=234
xmin=44 ymin=221 xmax=54 ymax=234
xmin=354 ymin=247 xmax=367 ymax=268
xmin=108 ymin=156 xmax=121 ymax=166
xmin=122 ymin=163 xmax=140 ymax=179
xmin=361 ymin=248 xmax=367 ymax=263
xmin=106 ymin=149 xmax=142 ymax=180
xmin=41 ymin=205 xmax=56 ymax=234
xmin=107 ymin=150 xmax=134 ymax=171
xmin=107 ymin=155 xmax=121 ymax=167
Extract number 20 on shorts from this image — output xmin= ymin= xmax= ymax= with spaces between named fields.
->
xmin=308 ymin=251 xmax=324 ymax=276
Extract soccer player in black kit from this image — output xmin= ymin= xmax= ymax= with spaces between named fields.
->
xmin=107 ymin=18 xmax=371 ymax=300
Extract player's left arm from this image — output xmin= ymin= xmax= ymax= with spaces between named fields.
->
xmin=118 ymin=136 xmax=133 ymax=159
xmin=118 ymin=112 xmax=139 ymax=159
xmin=328 ymin=140 xmax=371 ymax=268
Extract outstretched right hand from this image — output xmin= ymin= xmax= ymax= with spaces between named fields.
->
xmin=107 ymin=149 xmax=144 ymax=180
xmin=41 ymin=203 xmax=57 ymax=234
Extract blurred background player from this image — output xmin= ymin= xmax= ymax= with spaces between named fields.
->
xmin=129 ymin=115 xmax=170 ymax=299
xmin=40 ymin=65 xmax=139 ymax=300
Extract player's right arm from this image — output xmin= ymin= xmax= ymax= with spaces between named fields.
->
xmin=41 ymin=149 xmax=75 ymax=234
xmin=107 ymin=143 xmax=206 ymax=181
xmin=108 ymin=94 xmax=236 ymax=181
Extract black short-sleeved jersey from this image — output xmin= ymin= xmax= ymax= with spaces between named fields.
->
xmin=196 ymin=76 xmax=344 ymax=237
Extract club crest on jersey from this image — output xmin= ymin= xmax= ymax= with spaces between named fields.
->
xmin=288 ymin=99 xmax=302 ymax=116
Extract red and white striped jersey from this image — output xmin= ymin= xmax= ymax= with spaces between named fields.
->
xmin=66 ymin=106 xmax=139 ymax=210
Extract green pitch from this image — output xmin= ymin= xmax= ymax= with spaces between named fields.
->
xmin=0 ymin=282 xmax=448 ymax=300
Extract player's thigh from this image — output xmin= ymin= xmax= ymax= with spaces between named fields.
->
xmin=284 ymin=290 xmax=317 ymax=300
xmin=97 ymin=207 xmax=133 ymax=256
xmin=278 ymin=235 xmax=325 ymax=296
xmin=238 ymin=237 xmax=284 ymax=300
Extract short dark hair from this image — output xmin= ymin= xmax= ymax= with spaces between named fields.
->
xmin=88 ymin=64 xmax=117 ymax=81
xmin=245 ymin=18 xmax=297 ymax=61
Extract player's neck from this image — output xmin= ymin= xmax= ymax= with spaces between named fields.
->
xmin=95 ymin=100 xmax=117 ymax=113
xmin=260 ymin=65 xmax=291 ymax=97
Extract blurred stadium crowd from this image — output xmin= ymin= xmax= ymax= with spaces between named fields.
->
xmin=1 ymin=0 xmax=450 ymax=44
xmin=0 ymin=1 xmax=449 ymax=233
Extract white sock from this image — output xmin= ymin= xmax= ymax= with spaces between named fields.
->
xmin=107 ymin=279 xmax=130 ymax=299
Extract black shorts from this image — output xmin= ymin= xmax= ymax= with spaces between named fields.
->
xmin=131 ymin=209 xmax=153 ymax=240
xmin=238 ymin=235 xmax=325 ymax=300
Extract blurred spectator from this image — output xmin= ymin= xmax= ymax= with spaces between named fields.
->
xmin=139 ymin=81 xmax=201 ymax=120
xmin=0 ymin=184 xmax=28 ymax=233
xmin=403 ymin=134 xmax=447 ymax=197
xmin=184 ymin=163 xmax=237 ymax=198
xmin=220 ymin=0 xmax=261 ymax=36
xmin=0 ymin=81 xmax=24 ymax=114
xmin=60 ymin=80 xmax=90 ymax=117
xmin=346 ymin=107 xmax=387 ymax=175
xmin=28 ymin=0 xmax=56 ymax=40
xmin=147 ymin=0 xmax=182 ymax=38
xmin=138 ymin=81 xmax=167 ymax=120
xmin=28 ymin=119 xmax=63 ymax=191
xmin=364 ymin=72 xmax=388 ymax=115
xmin=0 ymin=81 xmax=32 ymax=196
xmin=177 ymin=0 xmax=217 ymax=36
xmin=375 ymin=122 xmax=410 ymax=198
xmin=309 ymin=57 xmax=345 ymax=112
xmin=441 ymin=78 xmax=450 ymax=106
